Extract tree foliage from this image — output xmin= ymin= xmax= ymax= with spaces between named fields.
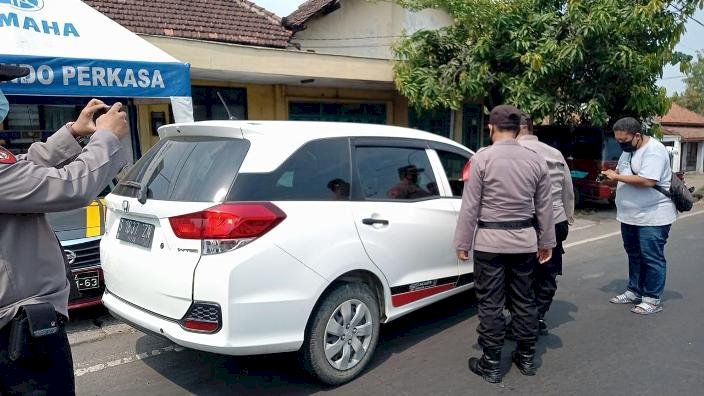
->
xmin=393 ymin=0 xmax=704 ymax=126
xmin=672 ymin=51 xmax=704 ymax=114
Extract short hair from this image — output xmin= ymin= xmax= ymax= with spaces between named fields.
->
xmin=520 ymin=112 xmax=534 ymax=133
xmin=613 ymin=117 xmax=642 ymax=135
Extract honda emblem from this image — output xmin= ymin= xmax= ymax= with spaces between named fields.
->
xmin=122 ymin=200 xmax=130 ymax=213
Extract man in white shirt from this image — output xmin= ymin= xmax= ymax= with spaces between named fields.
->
xmin=602 ymin=117 xmax=677 ymax=315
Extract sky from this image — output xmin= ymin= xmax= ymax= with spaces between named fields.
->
xmin=254 ymin=1 xmax=704 ymax=94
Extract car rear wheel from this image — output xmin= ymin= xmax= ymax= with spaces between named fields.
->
xmin=301 ymin=282 xmax=380 ymax=385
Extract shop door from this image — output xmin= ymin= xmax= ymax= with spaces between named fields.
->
xmin=685 ymin=142 xmax=698 ymax=171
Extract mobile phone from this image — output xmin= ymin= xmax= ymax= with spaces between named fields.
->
xmin=596 ymin=173 xmax=607 ymax=182
xmin=92 ymin=105 xmax=110 ymax=123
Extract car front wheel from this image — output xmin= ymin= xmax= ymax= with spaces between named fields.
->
xmin=301 ymin=282 xmax=380 ymax=385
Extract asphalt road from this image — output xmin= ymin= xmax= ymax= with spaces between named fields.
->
xmin=70 ymin=207 xmax=704 ymax=395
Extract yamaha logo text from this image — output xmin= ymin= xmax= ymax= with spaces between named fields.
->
xmin=0 ymin=0 xmax=44 ymax=11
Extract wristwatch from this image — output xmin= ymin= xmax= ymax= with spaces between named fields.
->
xmin=66 ymin=122 xmax=90 ymax=147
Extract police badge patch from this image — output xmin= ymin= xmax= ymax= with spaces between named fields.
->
xmin=0 ymin=146 xmax=17 ymax=164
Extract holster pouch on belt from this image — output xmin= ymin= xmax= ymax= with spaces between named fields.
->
xmin=8 ymin=303 xmax=60 ymax=362
xmin=477 ymin=218 xmax=536 ymax=230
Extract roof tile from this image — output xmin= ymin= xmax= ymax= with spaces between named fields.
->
xmin=282 ymin=0 xmax=340 ymax=31
xmin=660 ymin=103 xmax=704 ymax=126
xmin=84 ymin=0 xmax=291 ymax=48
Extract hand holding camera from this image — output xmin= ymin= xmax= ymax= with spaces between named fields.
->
xmin=71 ymin=99 xmax=108 ymax=137
xmin=96 ymin=102 xmax=129 ymax=140
xmin=71 ymin=99 xmax=128 ymax=140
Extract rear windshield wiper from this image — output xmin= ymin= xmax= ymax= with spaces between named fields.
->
xmin=118 ymin=180 xmax=148 ymax=205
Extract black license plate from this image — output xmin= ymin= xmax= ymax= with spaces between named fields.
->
xmin=116 ymin=218 xmax=155 ymax=248
xmin=75 ymin=271 xmax=100 ymax=291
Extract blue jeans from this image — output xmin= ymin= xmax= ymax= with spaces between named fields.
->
xmin=621 ymin=223 xmax=671 ymax=300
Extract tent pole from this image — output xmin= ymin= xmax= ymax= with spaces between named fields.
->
xmin=127 ymin=99 xmax=142 ymax=160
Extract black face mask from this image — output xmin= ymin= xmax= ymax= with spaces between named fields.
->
xmin=619 ymin=135 xmax=640 ymax=153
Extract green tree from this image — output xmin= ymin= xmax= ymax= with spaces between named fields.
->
xmin=673 ymin=52 xmax=704 ymax=114
xmin=394 ymin=0 xmax=703 ymax=126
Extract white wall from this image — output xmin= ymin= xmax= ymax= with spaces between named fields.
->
xmin=291 ymin=0 xmax=453 ymax=59
xmin=697 ymin=142 xmax=704 ymax=173
xmin=661 ymin=135 xmax=682 ymax=172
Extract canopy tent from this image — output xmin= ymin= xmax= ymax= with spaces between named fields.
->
xmin=0 ymin=0 xmax=193 ymax=128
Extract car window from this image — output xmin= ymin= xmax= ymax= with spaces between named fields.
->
xmin=437 ymin=150 xmax=470 ymax=197
xmin=228 ymin=138 xmax=352 ymax=201
xmin=355 ymin=146 xmax=439 ymax=201
xmin=114 ymin=136 xmax=250 ymax=202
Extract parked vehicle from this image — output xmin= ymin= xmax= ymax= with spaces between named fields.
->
xmin=49 ymin=190 xmax=111 ymax=310
xmin=101 ymin=121 xmax=474 ymax=384
xmin=536 ymin=125 xmax=621 ymax=206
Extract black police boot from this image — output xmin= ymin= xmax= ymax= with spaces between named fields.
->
xmin=538 ymin=319 xmax=548 ymax=336
xmin=468 ymin=347 xmax=502 ymax=383
xmin=512 ymin=343 xmax=537 ymax=376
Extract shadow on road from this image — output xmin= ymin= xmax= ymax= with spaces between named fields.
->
xmin=136 ymin=289 xmax=480 ymax=395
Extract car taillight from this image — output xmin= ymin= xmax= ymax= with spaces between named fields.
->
xmin=462 ymin=160 xmax=471 ymax=181
xmin=169 ymin=203 xmax=286 ymax=255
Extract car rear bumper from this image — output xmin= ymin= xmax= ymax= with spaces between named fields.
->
xmin=576 ymin=180 xmax=616 ymax=201
xmin=103 ymin=289 xmax=308 ymax=356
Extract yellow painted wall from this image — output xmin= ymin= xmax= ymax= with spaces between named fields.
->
xmin=135 ymin=80 xmax=413 ymax=152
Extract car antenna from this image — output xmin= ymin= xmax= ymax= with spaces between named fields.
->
xmin=216 ymin=91 xmax=238 ymax=120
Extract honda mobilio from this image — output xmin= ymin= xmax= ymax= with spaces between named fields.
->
xmin=101 ymin=121 xmax=474 ymax=384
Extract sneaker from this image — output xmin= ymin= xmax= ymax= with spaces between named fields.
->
xmin=609 ymin=290 xmax=641 ymax=304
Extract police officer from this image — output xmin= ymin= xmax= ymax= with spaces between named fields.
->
xmin=517 ymin=111 xmax=574 ymax=335
xmin=0 ymin=64 xmax=128 ymax=395
xmin=455 ymin=105 xmax=556 ymax=383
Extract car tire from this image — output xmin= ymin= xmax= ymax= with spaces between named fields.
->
xmin=301 ymin=282 xmax=380 ymax=385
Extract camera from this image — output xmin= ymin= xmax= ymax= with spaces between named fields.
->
xmin=92 ymin=105 xmax=111 ymax=123
xmin=596 ymin=173 xmax=607 ymax=182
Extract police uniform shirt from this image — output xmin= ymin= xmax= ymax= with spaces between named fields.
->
xmin=0 ymin=127 xmax=127 ymax=329
xmin=454 ymin=140 xmax=556 ymax=254
xmin=517 ymin=135 xmax=575 ymax=224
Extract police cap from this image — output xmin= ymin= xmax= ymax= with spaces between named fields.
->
xmin=489 ymin=105 xmax=521 ymax=130
xmin=0 ymin=64 xmax=30 ymax=82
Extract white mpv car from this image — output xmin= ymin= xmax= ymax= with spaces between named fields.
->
xmin=101 ymin=121 xmax=474 ymax=384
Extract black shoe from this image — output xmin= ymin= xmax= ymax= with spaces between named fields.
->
xmin=538 ymin=319 xmax=548 ymax=336
xmin=468 ymin=347 xmax=502 ymax=383
xmin=511 ymin=343 xmax=537 ymax=376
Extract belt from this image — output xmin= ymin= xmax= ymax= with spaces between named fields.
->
xmin=477 ymin=219 xmax=535 ymax=230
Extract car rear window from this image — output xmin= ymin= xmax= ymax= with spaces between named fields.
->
xmin=113 ymin=136 xmax=250 ymax=202
xmin=227 ymin=138 xmax=351 ymax=201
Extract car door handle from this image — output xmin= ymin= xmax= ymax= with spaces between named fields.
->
xmin=362 ymin=218 xmax=389 ymax=226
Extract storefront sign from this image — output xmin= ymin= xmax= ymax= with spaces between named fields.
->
xmin=0 ymin=55 xmax=191 ymax=98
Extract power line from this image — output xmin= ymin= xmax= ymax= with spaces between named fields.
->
xmin=291 ymin=35 xmax=405 ymax=41
xmin=671 ymin=4 xmax=704 ymax=29
xmin=290 ymin=43 xmax=394 ymax=49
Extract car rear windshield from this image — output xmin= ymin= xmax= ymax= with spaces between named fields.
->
xmin=113 ymin=136 xmax=250 ymax=202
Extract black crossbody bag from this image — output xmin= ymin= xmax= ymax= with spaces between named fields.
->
xmin=630 ymin=154 xmax=694 ymax=212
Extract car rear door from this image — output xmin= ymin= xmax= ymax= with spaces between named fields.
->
xmin=434 ymin=145 xmax=474 ymax=283
xmin=101 ymin=135 xmax=250 ymax=320
xmin=350 ymin=138 xmax=459 ymax=308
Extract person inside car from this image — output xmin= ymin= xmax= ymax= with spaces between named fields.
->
xmin=387 ymin=164 xmax=432 ymax=199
